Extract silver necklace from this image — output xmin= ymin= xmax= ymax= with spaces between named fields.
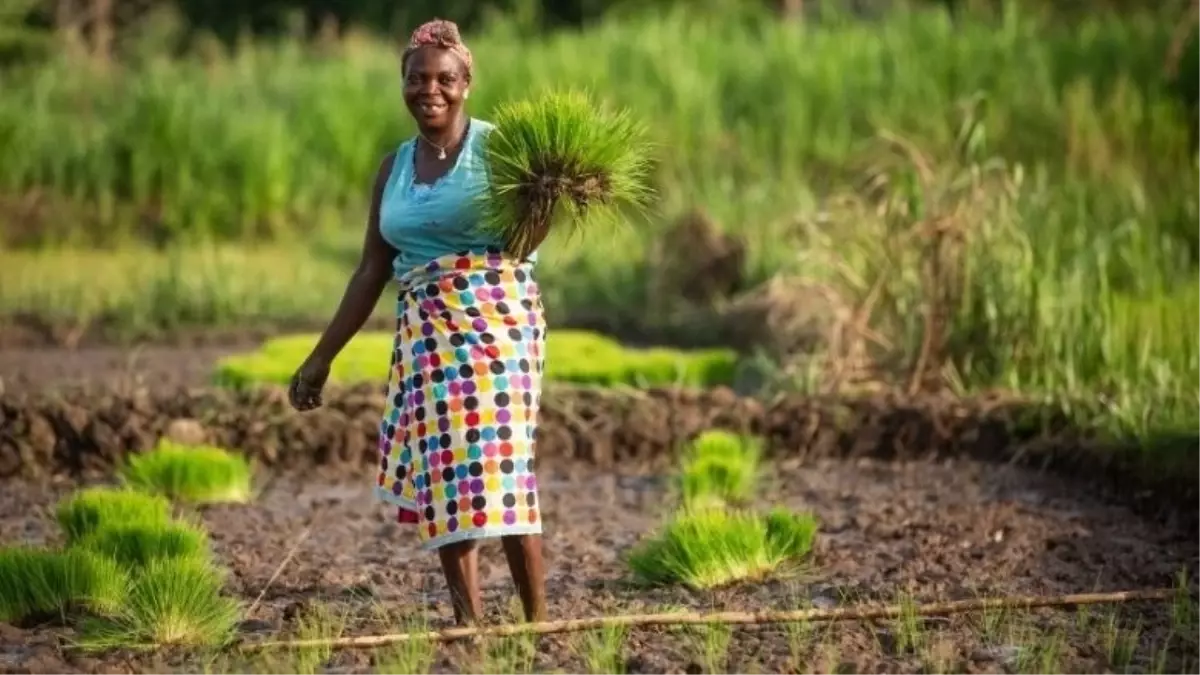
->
xmin=419 ymin=124 xmax=467 ymax=161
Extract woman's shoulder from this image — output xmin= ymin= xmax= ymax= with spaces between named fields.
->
xmin=465 ymin=119 xmax=495 ymax=171
xmin=470 ymin=118 xmax=496 ymax=140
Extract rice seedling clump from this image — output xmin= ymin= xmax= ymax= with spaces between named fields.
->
xmin=79 ymin=557 xmax=240 ymax=649
xmin=479 ymin=89 xmax=654 ymax=260
xmin=763 ymin=508 xmax=820 ymax=560
xmin=213 ymin=329 xmax=736 ymax=389
xmin=8 ymin=483 xmax=239 ymax=647
xmin=122 ymin=440 xmax=254 ymax=504
xmin=56 ymin=487 xmax=172 ymax=544
xmin=626 ymin=508 xmax=818 ymax=590
xmin=679 ymin=431 xmax=763 ymax=507
xmin=0 ymin=547 xmax=128 ymax=623
xmin=75 ymin=519 xmax=211 ymax=569
xmin=550 ymin=345 xmax=738 ymax=388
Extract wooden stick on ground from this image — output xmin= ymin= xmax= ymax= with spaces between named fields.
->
xmin=245 ymin=526 xmax=311 ymax=617
xmin=239 ymin=587 xmax=1177 ymax=652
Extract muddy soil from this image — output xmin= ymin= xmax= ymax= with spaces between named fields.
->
xmin=0 ymin=316 xmax=291 ymax=353
xmin=0 ymin=458 xmax=1195 ymax=674
xmin=5 ymin=376 xmax=1196 ymax=532
xmin=0 ymin=345 xmax=246 ymax=394
xmin=1 ymin=342 xmax=1196 ymax=673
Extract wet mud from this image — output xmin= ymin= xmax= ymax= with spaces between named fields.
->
xmin=0 ymin=458 xmax=1194 ymax=674
xmin=0 ymin=343 xmax=1196 ymax=673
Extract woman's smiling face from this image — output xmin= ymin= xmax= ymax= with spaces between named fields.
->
xmin=403 ymin=47 xmax=470 ymax=132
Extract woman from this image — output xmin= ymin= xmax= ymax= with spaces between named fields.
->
xmin=287 ymin=18 xmax=548 ymax=626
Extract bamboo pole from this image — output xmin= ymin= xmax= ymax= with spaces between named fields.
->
xmin=239 ymin=587 xmax=1178 ymax=652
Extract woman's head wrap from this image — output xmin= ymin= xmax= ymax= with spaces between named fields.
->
xmin=402 ymin=19 xmax=473 ymax=75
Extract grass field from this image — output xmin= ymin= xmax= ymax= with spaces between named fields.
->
xmin=0 ymin=5 xmax=1196 ymax=447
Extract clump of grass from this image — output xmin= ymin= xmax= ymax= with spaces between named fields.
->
xmin=56 ymin=487 xmax=172 ymax=544
xmin=262 ymin=602 xmax=348 ymax=675
xmin=373 ymin=616 xmax=435 ymax=675
xmin=122 ymin=441 xmax=254 ymax=504
xmin=296 ymin=603 xmax=348 ymax=674
xmin=550 ymin=343 xmax=738 ymax=388
xmin=480 ymin=597 xmax=539 ymax=674
xmin=1100 ymin=612 xmax=1141 ymax=671
xmin=1171 ymin=567 xmax=1196 ymax=635
xmin=479 ymin=88 xmax=654 ymax=260
xmin=891 ymin=591 xmax=923 ymax=654
xmin=75 ymin=519 xmax=211 ymax=568
xmin=0 ymin=547 xmax=128 ymax=622
xmin=686 ymin=623 xmax=732 ymax=674
xmin=763 ymin=508 xmax=820 ymax=560
xmin=784 ymin=618 xmax=816 ymax=671
xmin=679 ymin=431 xmax=762 ymax=507
xmin=625 ymin=507 xmax=818 ymax=590
xmin=213 ymin=329 xmax=736 ymax=389
xmin=78 ymin=557 xmax=240 ymax=650
xmin=574 ymin=623 xmax=627 ymax=674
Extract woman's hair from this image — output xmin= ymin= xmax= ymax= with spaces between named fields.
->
xmin=402 ymin=18 xmax=473 ymax=76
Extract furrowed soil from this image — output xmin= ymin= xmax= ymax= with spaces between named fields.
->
xmin=0 ymin=461 xmax=1195 ymax=674
xmin=0 ymin=345 xmax=1196 ymax=674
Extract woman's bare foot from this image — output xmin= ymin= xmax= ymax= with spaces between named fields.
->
xmin=438 ymin=540 xmax=483 ymax=625
xmin=501 ymin=534 xmax=548 ymax=622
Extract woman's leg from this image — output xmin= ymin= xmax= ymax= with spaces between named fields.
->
xmin=438 ymin=540 xmax=483 ymax=625
xmin=501 ymin=534 xmax=547 ymax=622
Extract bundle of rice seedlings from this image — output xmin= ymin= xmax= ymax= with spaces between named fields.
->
xmin=121 ymin=441 xmax=254 ymax=504
xmin=763 ymin=508 xmax=820 ymax=560
xmin=0 ymin=547 xmax=128 ymax=623
xmin=75 ymin=519 xmax=211 ymax=569
xmin=679 ymin=431 xmax=763 ymax=507
xmin=479 ymin=89 xmax=654 ymax=260
xmin=626 ymin=508 xmax=814 ymax=590
xmin=78 ymin=557 xmax=240 ymax=649
xmin=56 ymin=487 xmax=172 ymax=544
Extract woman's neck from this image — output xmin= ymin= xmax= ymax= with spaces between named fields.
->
xmin=418 ymin=115 xmax=469 ymax=150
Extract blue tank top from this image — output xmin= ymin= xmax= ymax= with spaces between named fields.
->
xmin=379 ymin=118 xmax=536 ymax=277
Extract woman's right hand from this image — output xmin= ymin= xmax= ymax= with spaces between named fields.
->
xmin=288 ymin=355 xmax=331 ymax=412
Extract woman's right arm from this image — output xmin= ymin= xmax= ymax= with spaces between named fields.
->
xmin=289 ymin=152 xmax=397 ymax=411
xmin=307 ymin=151 xmax=399 ymax=365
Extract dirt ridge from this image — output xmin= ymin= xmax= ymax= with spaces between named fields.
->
xmin=1 ymin=383 xmax=1193 ymax=526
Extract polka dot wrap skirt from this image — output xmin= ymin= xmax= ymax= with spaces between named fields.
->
xmin=376 ymin=248 xmax=544 ymax=550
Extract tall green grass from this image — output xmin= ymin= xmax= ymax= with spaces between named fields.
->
xmin=0 ymin=243 xmax=354 ymax=336
xmin=0 ymin=5 xmax=1189 ymax=247
xmin=0 ymin=5 xmax=1194 ymax=449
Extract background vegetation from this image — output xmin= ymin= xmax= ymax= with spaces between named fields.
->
xmin=0 ymin=0 xmax=1196 ymax=449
